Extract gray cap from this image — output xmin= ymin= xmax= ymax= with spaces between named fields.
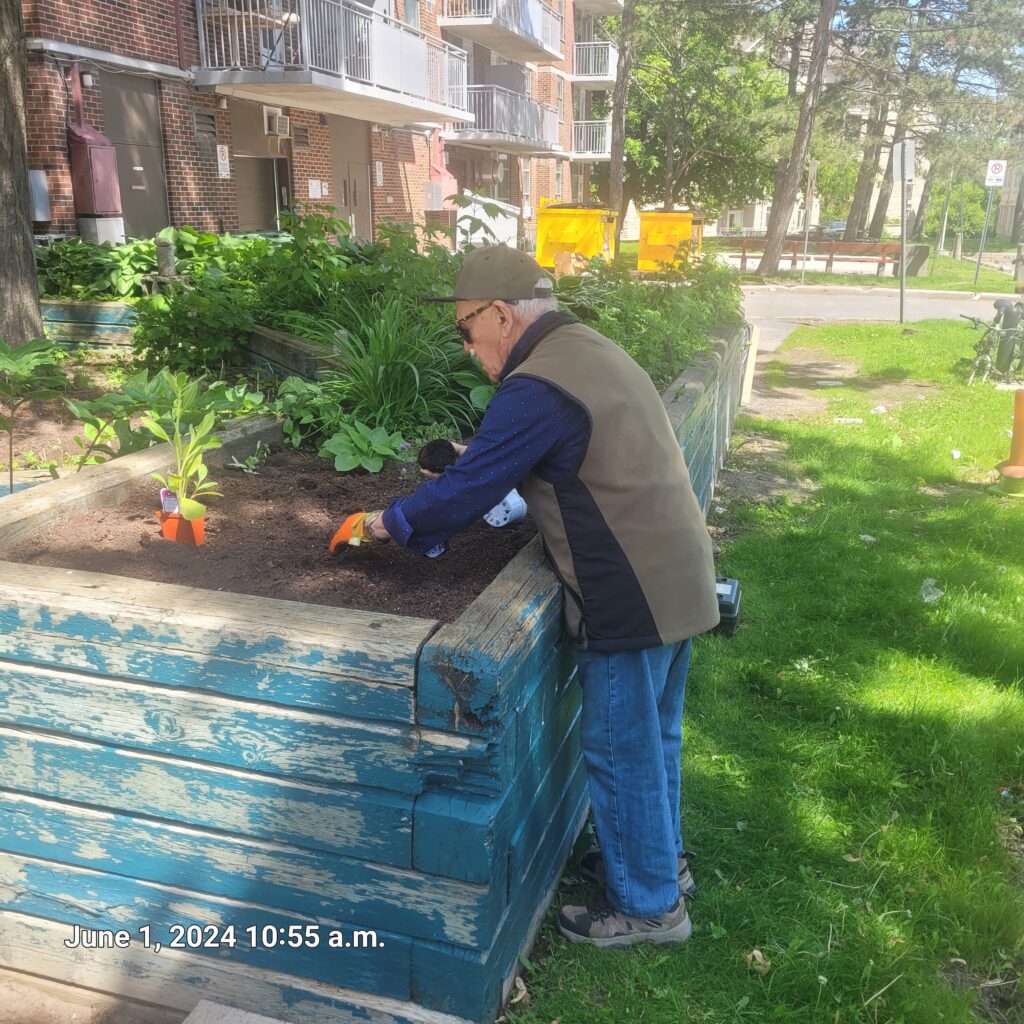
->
xmin=427 ymin=245 xmax=555 ymax=302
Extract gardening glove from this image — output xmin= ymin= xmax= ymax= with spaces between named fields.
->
xmin=330 ymin=511 xmax=387 ymax=552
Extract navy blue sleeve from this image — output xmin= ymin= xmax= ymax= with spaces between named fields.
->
xmin=382 ymin=376 xmax=589 ymax=555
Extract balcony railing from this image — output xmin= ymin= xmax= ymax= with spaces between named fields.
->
xmin=196 ymin=0 xmax=469 ymax=114
xmin=572 ymin=120 xmax=611 ymax=159
xmin=451 ymin=84 xmax=560 ymax=149
xmin=573 ymin=40 xmax=618 ymax=81
xmin=440 ymin=0 xmax=562 ymax=57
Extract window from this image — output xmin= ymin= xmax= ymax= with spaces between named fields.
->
xmin=521 ymin=158 xmax=532 ymax=201
xmin=559 ymin=0 xmax=565 ymax=42
xmin=404 ymin=0 xmax=421 ymax=29
xmin=557 ymin=77 xmax=565 ymax=123
xmin=555 ymin=160 xmax=564 ymax=199
xmin=193 ymin=110 xmax=217 ymax=157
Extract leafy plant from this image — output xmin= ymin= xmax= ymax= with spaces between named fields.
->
xmin=319 ymin=420 xmax=405 ymax=473
xmin=227 ymin=439 xmax=271 ymax=475
xmin=0 ymin=338 xmax=66 ymax=496
xmin=273 ymin=377 xmax=344 ymax=449
xmin=142 ymin=373 xmax=222 ymax=521
xmin=36 ymin=237 xmax=157 ymax=299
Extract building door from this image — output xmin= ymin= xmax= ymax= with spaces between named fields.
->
xmin=100 ymin=71 xmax=169 ymax=239
xmin=328 ymin=115 xmax=372 ymax=237
xmin=235 ymin=157 xmax=289 ymax=232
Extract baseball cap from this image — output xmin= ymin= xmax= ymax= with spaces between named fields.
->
xmin=427 ymin=245 xmax=555 ymax=302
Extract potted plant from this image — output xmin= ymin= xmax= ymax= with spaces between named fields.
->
xmin=0 ymin=337 xmax=66 ymax=497
xmin=141 ymin=373 xmax=222 ymax=545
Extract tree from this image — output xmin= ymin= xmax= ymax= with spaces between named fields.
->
xmin=756 ymin=0 xmax=839 ymax=276
xmin=0 ymin=1 xmax=44 ymax=346
xmin=609 ymin=0 xmax=639 ymax=251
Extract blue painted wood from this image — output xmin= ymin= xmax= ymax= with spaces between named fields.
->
xmin=0 ymin=727 xmax=414 ymax=867
xmin=0 ymin=663 xmax=503 ymax=796
xmin=41 ymin=300 xmax=136 ymax=325
xmin=0 ymin=851 xmax=411 ymax=999
xmin=0 ymin=792 xmax=501 ymax=948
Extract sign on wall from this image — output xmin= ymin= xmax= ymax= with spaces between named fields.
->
xmin=216 ymin=145 xmax=231 ymax=179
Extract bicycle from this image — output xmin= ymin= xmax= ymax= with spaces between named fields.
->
xmin=962 ymin=299 xmax=1024 ymax=384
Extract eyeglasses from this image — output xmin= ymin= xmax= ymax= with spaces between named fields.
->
xmin=455 ymin=301 xmax=496 ymax=344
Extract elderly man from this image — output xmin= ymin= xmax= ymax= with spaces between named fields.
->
xmin=332 ymin=245 xmax=719 ymax=948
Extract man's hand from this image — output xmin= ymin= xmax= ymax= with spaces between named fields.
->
xmin=329 ymin=511 xmax=390 ymax=552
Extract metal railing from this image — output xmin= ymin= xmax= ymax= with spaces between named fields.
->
xmin=574 ymin=40 xmax=617 ymax=79
xmin=196 ymin=0 xmax=469 ymax=112
xmin=441 ymin=0 xmax=562 ymax=55
xmin=452 ymin=85 xmax=559 ymax=147
xmin=572 ymin=120 xmax=611 ymax=157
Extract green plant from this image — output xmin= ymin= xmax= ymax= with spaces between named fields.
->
xmin=35 ymin=237 xmax=157 ymax=299
xmin=319 ymin=419 xmax=405 ymax=473
xmin=273 ymin=377 xmax=344 ymax=449
xmin=0 ymin=337 xmax=66 ymax=496
xmin=227 ymin=439 xmax=271 ymax=474
xmin=320 ymin=296 xmax=488 ymax=434
xmin=142 ymin=374 xmax=222 ymax=521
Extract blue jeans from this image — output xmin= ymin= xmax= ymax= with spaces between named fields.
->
xmin=576 ymin=639 xmax=692 ymax=917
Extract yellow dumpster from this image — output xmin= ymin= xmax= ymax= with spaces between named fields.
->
xmin=535 ymin=200 xmax=617 ymax=269
xmin=637 ymin=211 xmax=703 ymax=271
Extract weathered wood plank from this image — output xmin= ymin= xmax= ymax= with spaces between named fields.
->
xmin=0 ymin=662 xmax=503 ymax=795
xmin=41 ymin=300 xmax=137 ymax=325
xmin=0 ymin=415 xmax=282 ymax=549
xmin=0 ymin=727 xmax=413 ymax=866
xmin=416 ymin=538 xmax=565 ymax=734
xmin=0 ymin=562 xmax=436 ymax=694
xmin=0 ymin=793 xmax=501 ymax=948
xmin=0 ymin=910 xmax=471 ymax=1024
xmin=0 ymin=852 xmax=410 ymax=997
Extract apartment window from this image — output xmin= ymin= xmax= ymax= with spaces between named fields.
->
xmin=555 ymin=160 xmax=564 ymax=199
xmin=404 ymin=0 xmax=421 ymax=29
xmin=557 ymin=77 xmax=565 ymax=123
xmin=521 ymin=158 xmax=532 ymax=201
xmin=193 ymin=110 xmax=217 ymax=157
xmin=559 ymin=0 xmax=566 ymax=42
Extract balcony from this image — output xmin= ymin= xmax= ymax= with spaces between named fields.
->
xmin=572 ymin=40 xmax=617 ymax=89
xmin=574 ymin=0 xmax=624 ymax=14
xmin=570 ymin=120 xmax=611 ymax=160
xmin=195 ymin=0 xmax=472 ymax=126
xmin=446 ymin=84 xmax=560 ymax=154
xmin=439 ymin=0 xmax=563 ymax=64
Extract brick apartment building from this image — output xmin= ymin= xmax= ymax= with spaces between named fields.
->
xmin=22 ymin=0 xmax=622 ymax=248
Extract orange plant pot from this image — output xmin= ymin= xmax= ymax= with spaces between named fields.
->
xmin=155 ymin=511 xmax=205 ymax=545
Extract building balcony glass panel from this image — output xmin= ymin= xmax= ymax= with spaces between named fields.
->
xmin=446 ymin=84 xmax=561 ymax=154
xmin=439 ymin=0 xmax=563 ymax=64
xmin=570 ymin=120 xmax=611 ymax=160
xmin=574 ymin=0 xmax=624 ymax=15
xmin=572 ymin=40 xmax=617 ymax=89
xmin=195 ymin=0 xmax=472 ymax=126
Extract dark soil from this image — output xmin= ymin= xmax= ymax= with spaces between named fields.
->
xmin=3 ymin=446 xmax=535 ymax=622
xmin=418 ymin=439 xmax=459 ymax=474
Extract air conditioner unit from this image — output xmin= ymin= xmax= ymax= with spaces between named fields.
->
xmin=266 ymin=114 xmax=291 ymax=137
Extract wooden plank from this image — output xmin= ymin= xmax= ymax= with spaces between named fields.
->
xmin=243 ymin=325 xmax=341 ymax=381
xmin=44 ymin=322 xmax=133 ymax=344
xmin=0 ymin=910 xmax=472 ymax=1024
xmin=0 ymin=562 xmax=435 ymax=696
xmin=0 ymin=415 xmax=282 ymax=549
xmin=41 ymin=300 xmax=137 ymax=325
xmin=0 ymin=661 xmax=501 ymax=796
xmin=0 ymin=792 xmax=502 ymax=949
xmin=416 ymin=538 xmax=565 ymax=734
xmin=0 ymin=727 xmax=413 ymax=866
xmin=0 ymin=852 xmax=410 ymax=998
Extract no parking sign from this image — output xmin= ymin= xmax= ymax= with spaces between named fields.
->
xmin=986 ymin=160 xmax=1007 ymax=187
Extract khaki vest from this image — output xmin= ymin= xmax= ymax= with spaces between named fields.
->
xmin=506 ymin=320 xmax=720 ymax=651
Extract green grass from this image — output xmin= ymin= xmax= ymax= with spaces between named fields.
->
xmin=509 ymin=320 xmax=1024 ymax=1024
xmin=741 ymin=255 xmax=1015 ymax=293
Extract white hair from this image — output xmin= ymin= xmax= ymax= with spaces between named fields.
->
xmin=512 ymin=297 xmax=560 ymax=326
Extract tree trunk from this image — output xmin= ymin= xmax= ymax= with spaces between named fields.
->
xmin=756 ymin=0 xmax=838 ymax=276
xmin=911 ymin=171 xmax=933 ymax=240
xmin=867 ymin=117 xmax=907 ymax=240
xmin=0 ymin=1 xmax=43 ymax=346
xmin=609 ymin=0 xmax=638 ymax=251
xmin=843 ymin=99 xmax=888 ymax=240
xmin=663 ymin=109 xmax=676 ymax=211
xmin=1012 ymin=171 xmax=1024 ymax=244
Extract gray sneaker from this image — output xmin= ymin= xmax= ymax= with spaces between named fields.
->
xmin=557 ymin=895 xmax=693 ymax=949
xmin=578 ymin=847 xmax=697 ymax=898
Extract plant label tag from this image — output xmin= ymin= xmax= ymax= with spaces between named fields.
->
xmin=160 ymin=489 xmax=179 ymax=514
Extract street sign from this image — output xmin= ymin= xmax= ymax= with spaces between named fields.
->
xmin=893 ymin=140 xmax=916 ymax=182
xmin=986 ymin=160 xmax=1007 ymax=187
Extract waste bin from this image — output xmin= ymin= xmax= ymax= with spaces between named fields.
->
xmin=535 ymin=200 xmax=616 ymax=269
xmin=638 ymin=211 xmax=702 ymax=271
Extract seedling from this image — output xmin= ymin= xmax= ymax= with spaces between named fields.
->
xmin=0 ymin=337 xmax=66 ymax=497
xmin=228 ymin=440 xmax=271 ymax=474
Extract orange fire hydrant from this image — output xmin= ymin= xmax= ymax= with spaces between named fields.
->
xmin=994 ymin=389 xmax=1024 ymax=497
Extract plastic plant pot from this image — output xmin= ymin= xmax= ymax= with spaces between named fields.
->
xmin=155 ymin=510 xmax=205 ymax=545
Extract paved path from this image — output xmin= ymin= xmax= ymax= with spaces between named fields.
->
xmin=742 ymin=285 xmax=1010 ymax=352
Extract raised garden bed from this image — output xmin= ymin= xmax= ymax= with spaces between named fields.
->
xmin=0 ymin=324 xmax=751 ymax=1024
xmin=41 ymin=300 xmax=135 ymax=347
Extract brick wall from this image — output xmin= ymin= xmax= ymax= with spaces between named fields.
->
xmin=370 ymin=127 xmax=432 ymax=231
xmin=287 ymin=108 xmax=335 ymax=215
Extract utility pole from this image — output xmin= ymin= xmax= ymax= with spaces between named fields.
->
xmin=976 ymin=160 xmax=1006 ymax=287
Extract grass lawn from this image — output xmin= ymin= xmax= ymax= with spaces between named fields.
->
xmin=741 ymin=255 xmax=1015 ymax=294
xmin=508 ymin=320 xmax=1024 ymax=1024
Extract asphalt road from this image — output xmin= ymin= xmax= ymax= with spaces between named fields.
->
xmin=742 ymin=286 xmax=1010 ymax=352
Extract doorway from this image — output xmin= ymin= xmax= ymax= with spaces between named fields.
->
xmin=328 ymin=115 xmax=372 ymax=238
xmin=235 ymin=157 xmax=290 ymax=232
